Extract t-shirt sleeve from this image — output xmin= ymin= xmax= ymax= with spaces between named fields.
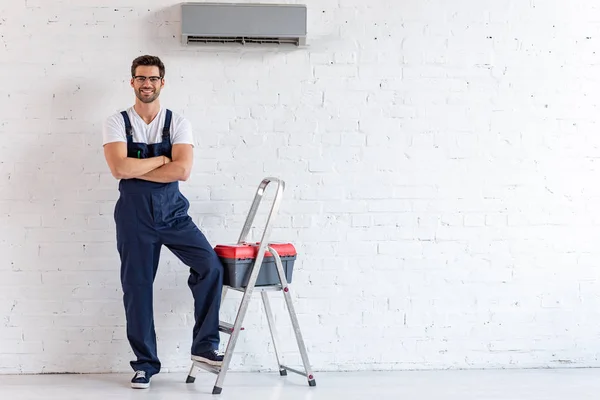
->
xmin=171 ymin=115 xmax=195 ymax=147
xmin=102 ymin=114 xmax=126 ymax=145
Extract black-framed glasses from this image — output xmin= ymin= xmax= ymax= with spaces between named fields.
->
xmin=133 ymin=75 xmax=163 ymax=83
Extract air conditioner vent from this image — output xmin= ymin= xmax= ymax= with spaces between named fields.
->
xmin=186 ymin=36 xmax=301 ymax=46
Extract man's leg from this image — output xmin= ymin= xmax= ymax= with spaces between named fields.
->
xmin=160 ymin=217 xmax=223 ymax=360
xmin=116 ymin=198 xmax=162 ymax=377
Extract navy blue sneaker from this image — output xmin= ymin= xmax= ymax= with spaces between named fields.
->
xmin=131 ymin=370 xmax=150 ymax=389
xmin=191 ymin=350 xmax=224 ymax=366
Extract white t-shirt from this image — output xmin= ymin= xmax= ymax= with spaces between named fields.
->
xmin=102 ymin=107 xmax=194 ymax=147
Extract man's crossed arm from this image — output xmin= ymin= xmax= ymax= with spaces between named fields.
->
xmin=103 ymin=142 xmax=193 ymax=183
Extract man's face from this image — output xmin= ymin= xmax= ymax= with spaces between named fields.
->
xmin=131 ymin=66 xmax=164 ymax=104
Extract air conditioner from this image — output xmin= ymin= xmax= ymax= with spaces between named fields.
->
xmin=181 ymin=2 xmax=307 ymax=46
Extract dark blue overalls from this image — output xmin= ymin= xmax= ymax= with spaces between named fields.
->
xmin=114 ymin=110 xmax=223 ymax=377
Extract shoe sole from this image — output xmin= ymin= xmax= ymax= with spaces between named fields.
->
xmin=131 ymin=382 xmax=150 ymax=389
xmin=191 ymin=355 xmax=223 ymax=366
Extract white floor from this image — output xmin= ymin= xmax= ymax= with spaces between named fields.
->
xmin=0 ymin=369 xmax=598 ymax=400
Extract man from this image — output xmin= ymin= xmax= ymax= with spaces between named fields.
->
xmin=102 ymin=55 xmax=224 ymax=389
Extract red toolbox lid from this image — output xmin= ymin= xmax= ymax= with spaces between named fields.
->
xmin=214 ymin=242 xmax=296 ymax=260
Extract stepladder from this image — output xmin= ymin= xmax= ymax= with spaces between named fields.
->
xmin=186 ymin=177 xmax=316 ymax=394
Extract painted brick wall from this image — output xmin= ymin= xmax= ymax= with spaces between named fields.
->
xmin=1 ymin=0 xmax=599 ymax=374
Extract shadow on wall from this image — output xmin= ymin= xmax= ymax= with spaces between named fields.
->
xmin=5 ymin=75 xmax=131 ymax=373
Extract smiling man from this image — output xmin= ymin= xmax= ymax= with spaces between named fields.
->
xmin=102 ymin=55 xmax=224 ymax=390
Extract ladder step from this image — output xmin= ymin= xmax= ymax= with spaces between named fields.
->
xmin=192 ymin=361 xmax=221 ymax=375
xmin=219 ymin=321 xmax=244 ymax=334
xmin=280 ymin=365 xmax=308 ymax=378
xmin=227 ymin=285 xmax=283 ymax=293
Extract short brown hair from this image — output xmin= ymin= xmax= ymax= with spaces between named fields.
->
xmin=131 ymin=55 xmax=165 ymax=78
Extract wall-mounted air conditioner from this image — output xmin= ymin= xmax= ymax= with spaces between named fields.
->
xmin=181 ymin=2 xmax=307 ymax=46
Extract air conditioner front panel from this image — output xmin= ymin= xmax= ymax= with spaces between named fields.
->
xmin=182 ymin=3 xmax=307 ymax=38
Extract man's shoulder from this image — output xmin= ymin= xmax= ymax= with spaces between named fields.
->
xmin=164 ymin=108 xmax=194 ymax=145
xmin=105 ymin=107 xmax=131 ymax=125
xmin=165 ymin=109 xmax=192 ymax=135
xmin=166 ymin=108 xmax=189 ymax=123
xmin=102 ymin=108 xmax=131 ymax=145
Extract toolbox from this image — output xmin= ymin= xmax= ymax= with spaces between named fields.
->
xmin=214 ymin=242 xmax=297 ymax=288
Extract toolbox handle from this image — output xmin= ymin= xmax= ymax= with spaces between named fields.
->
xmin=237 ymin=177 xmax=285 ymax=248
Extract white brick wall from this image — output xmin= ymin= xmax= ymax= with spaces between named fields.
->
xmin=1 ymin=0 xmax=599 ymax=374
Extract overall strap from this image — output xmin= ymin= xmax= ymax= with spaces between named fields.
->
xmin=162 ymin=109 xmax=172 ymax=139
xmin=120 ymin=111 xmax=133 ymax=137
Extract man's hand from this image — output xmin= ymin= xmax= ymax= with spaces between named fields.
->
xmin=137 ymin=144 xmax=193 ymax=183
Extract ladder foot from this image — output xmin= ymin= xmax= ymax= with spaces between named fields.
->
xmin=308 ymin=379 xmax=316 ymax=387
xmin=186 ymin=375 xmax=196 ymax=384
xmin=279 ymin=369 xmax=287 ymax=376
xmin=212 ymin=386 xmax=223 ymax=395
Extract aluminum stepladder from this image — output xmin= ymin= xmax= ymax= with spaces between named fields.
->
xmin=185 ymin=177 xmax=316 ymax=394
